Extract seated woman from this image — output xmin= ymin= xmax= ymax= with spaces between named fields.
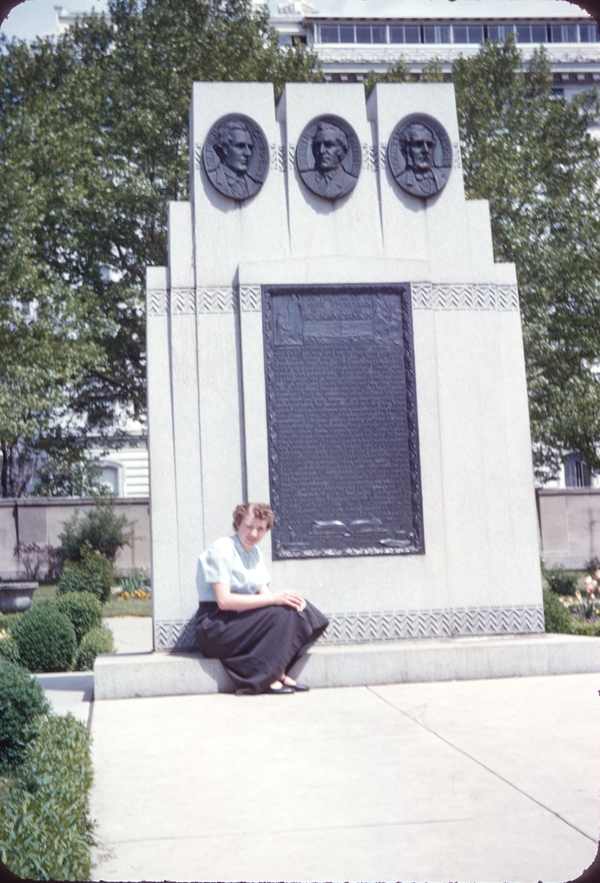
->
xmin=195 ymin=502 xmax=329 ymax=695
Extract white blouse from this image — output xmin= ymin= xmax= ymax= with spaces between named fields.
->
xmin=197 ymin=535 xmax=271 ymax=603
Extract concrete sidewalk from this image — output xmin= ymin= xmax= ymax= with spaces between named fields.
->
xmin=33 ymin=618 xmax=600 ymax=882
xmin=89 ymin=672 xmax=600 ymax=883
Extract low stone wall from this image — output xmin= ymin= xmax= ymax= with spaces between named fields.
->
xmin=0 ymin=497 xmax=150 ymax=580
xmin=537 ymin=488 xmax=600 ymax=570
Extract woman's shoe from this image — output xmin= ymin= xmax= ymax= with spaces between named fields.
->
xmin=265 ymin=684 xmax=295 ymax=694
xmin=281 ymin=676 xmax=310 ymax=692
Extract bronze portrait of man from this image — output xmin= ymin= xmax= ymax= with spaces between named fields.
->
xmin=203 ymin=114 xmax=269 ymax=201
xmin=387 ymin=113 xmax=452 ymax=200
xmin=296 ymin=116 xmax=361 ymax=201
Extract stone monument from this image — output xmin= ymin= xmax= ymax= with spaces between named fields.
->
xmin=146 ymin=81 xmax=542 ymax=659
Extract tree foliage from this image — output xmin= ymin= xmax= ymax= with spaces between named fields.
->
xmin=453 ymin=38 xmax=600 ymax=479
xmin=0 ymin=0 xmax=322 ymax=496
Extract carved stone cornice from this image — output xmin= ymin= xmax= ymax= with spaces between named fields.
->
xmin=411 ymin=282 xmax=519 ymax=311
xmin=154 ymin=603 xmax=544 ymax=650
xmin=316 ymin=44 xmax=600 ymax=67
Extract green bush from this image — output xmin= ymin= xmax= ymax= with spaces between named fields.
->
xmin=53 ymin=592 xmax=103 ymax=644
xmin=0 ymin=613 xmax=19 ymax=635
xmin=57 ymin=543 xmax=116 ymax=604
xmin=0 ymin=633 xmax=20 ymax=664
xmin=58 ymin=494 xmax=132 ymax=563
xmin=543 ymin=588 xmax=573 ymax=633
xmin=12 ymin=602 xmax=77 ymax=673
xmin=0 ymin=712 xmax=95 ymax=881
xmin=572 ymin=619 xmax=600 ymax=636
xmin=0 ymin=659 xmax=49 ymax=774
xmin=543 ymin=564 xmax=578 ymax=596
xmin=75 ymin=626 xmax=114 ymax=671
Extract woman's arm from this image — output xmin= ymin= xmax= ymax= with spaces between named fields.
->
xmin=213 ymin=582 xmax=306 ymax=612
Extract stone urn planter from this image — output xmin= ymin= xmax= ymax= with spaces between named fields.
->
xmin=0 ymin=582 xmax=38 ymax=613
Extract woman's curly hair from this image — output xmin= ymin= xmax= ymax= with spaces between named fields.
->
xmin=232 ymin=502 xmax=275 ymax=531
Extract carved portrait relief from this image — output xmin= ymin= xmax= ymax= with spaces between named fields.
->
xmin=295 ymin=115 xmax=361 ymax=201
xmin=387 ymin=113 xmax=452 ymax=199
xmin=202 ymin=113 xmax=269 ymax=201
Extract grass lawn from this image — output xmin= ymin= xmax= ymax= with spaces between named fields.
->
xmin=33 ymin=582 xmax=151 ymax=617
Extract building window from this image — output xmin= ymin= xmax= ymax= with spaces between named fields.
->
xmin=580 ymin=24 xmax=599 ymax=42
xmin=372 ymin=25 xmax=386 ymax=44
xmin=516 ymin=24 xmax=548 ymax=43
xmin=423 ymin=25 xmax=451 ymax=44
xmin=339 ymin=25 xmax=355 ymax=42
xmin=564 ymin=453 xmax=592 ymax=487
xmin=487 ymin=24 xmax=516 ymax=41
xmin=551 ymin=24 xmax=579 ymax=43
xmin=453 ymin=25 xmax=484 ymax=43
xmin=320 ymin=25 xmax=339 ymax=43
xmin=100 ymin=464 xmax=121 ymax=495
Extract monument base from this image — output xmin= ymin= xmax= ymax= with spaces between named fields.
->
xmin=94 ymin=633 xmax=600 ymax=701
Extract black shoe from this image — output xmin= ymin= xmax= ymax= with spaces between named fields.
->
xmin=265 ymin=684 xmax=295 ymax=694
xmin=291 ymin=683 xmax=310 ymax=692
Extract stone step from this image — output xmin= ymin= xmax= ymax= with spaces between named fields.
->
xmin=93 ymin=633 xmax=600 ymax=700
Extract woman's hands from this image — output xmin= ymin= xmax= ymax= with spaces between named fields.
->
xmin=271 ymin=589 xmax=307 ymax=612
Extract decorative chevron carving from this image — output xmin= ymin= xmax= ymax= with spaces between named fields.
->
xmin=362 ymin=143 xmax=378 ymax=172
xmin=155 ymin=619 xmax=196 ymax=651
xmin=411 ymin=282 xmax=519 ymax=311
xmin=171 ymin=287 xmax=196 ymax=315
xmin=147 ymin=288 xmax=169 ymax=316
xmin=196 ymin=287 xmax=237 ymax=313
xmin=270 ymin=144 xmax=286 ymax=172
xmin=154 ymin=605 xmax=544 ymax=650
xmin=379 ymin=143 xmax=388 ymax=169
xmin=287 ymin=144 xmax=296 ymax=170
xmin=240 ymin=285 xmax=262 ymax=312
xmin=453 ymin=142 xmax=462 ymax=169
xmin=322 ymin=605 xmax=544 ymax=644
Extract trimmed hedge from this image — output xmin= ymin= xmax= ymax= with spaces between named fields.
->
xmin=12 ymin=602 xmax=77 ymax=673
xmin=0 ymin=633 xmax=20 ymax=664
xmin=54 ymin=592 xmax=103 ymax=644
xmin=0 ymin=712 xmax=95 ymax=881
xmin=0 ymin=659 xmax=49 ymax=773
xmin=58 ymin=543 xmax=115 ymax=603
xmin=543 ymin=564 xmax=578 ymax=596
xmin=543 ymin=588 xmax=573 ymax=633
xmin=75 ymin=625 xmax=114 ymax=671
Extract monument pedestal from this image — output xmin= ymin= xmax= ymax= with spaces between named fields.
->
xmin=143 ymin=81 xmax=544 ymax=672
xmin=94 ymin=635 xmax=600 ymax=700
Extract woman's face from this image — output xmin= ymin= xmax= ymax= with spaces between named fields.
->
xmin=237 ymin=513 xmax=269 ymax=552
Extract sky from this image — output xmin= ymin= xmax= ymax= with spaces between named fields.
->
xmin=0 ymin=0 xmax=589 ymax=43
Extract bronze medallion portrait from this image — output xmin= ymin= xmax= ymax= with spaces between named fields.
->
xmin=202 ymin=113 xmax=269 ymax=201
xmin=387 ymin=113 xmax=452 ymax=199
xmin=295 ymin=115 xmax=361 ymax=201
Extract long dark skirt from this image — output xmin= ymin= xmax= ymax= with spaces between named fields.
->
xmin=195 ymin=601 xmax=329 ymax=695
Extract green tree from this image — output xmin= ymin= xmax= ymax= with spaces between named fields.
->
xmin=0 ymin=0 xmax=322 ymax=496
xmin=453 ymin=38 xmax=600 ymax=479
xmin=364 ymin=58 xmax=411 ymax=99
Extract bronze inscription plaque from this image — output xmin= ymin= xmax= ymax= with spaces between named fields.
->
xmin=262 ymin=284 xmax=424 ymax=559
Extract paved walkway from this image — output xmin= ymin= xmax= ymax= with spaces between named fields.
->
xmin=35 ymin=618 xmax=600 ymax=882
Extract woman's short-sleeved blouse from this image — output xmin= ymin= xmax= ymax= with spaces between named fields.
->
xmin=197 ymin=535 xmax=271 ymax=602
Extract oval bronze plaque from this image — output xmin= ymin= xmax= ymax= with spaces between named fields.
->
xmin=202 ymin=113 xmax=269 ymax=201
xmin=387 ymin=113 xmax=452 ymax=199
xmin=295 ymin=114 xmax=361 ymax=201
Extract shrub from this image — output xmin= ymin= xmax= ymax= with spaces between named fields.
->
xmin=58 ymin=494 xmax=132 ymax=564
xmin=0 ymin=712 xmax=95 ymax=881
xmin=0 ymin=659 xmax=49 ymax=774
xmin=75 ymin=626 xmax=114 ymax=671
xmin=12 ymin=602 xmax=77 ymax=673
xmin=0 ymin=612 xmax=19 ymax=635
xmin=543 ymin=588 xmax=573 ymax=633
xmin=57 ymin=543 xmax=116 ymax=604
xmin=53 ymin=592 xmax=103 ymax=644
xmin=0 ymin=632 xmax=20 ymax=664
xmin=543 ymin=564 xmax=578 ymax=596
xmin=572 ymin=619 xmax=600 ymax=636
